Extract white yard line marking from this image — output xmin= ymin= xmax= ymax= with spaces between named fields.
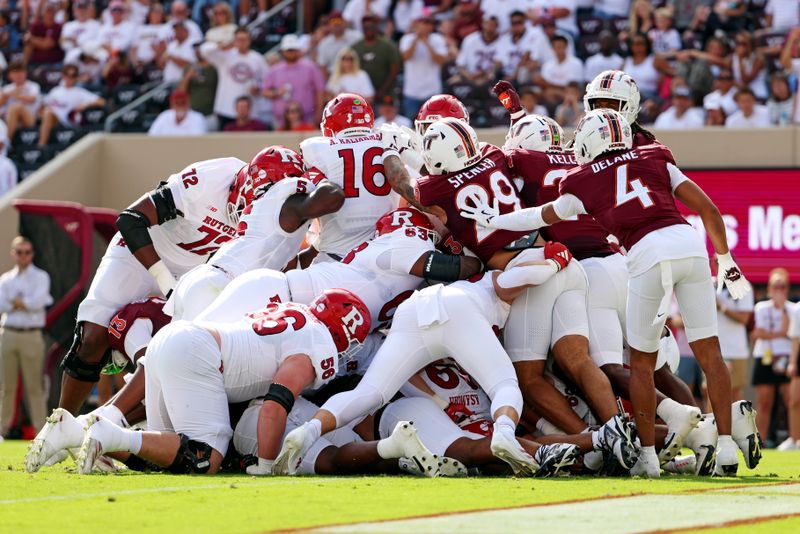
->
xmin=310 ymin=483 xmax=800 ymax=534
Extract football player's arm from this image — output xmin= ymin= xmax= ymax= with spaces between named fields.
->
xmin=409 ymin=251 xmax=482 ymax=282
xmin=672 ymin=167 xmax=749 ymax=298
xmin=401 ymin=371 xmax=450 ymax=409
xmin=253 ymin=354 xmax=316 ymax=469
xmin=279 ymin=180 xmax=345 ymax=233
xmin=491 ymin=241 xmax=573 ymax=302
xmin=383 ymin=154 xmax=420 ymax=206
xmin=460 ymin=194 xmax=582 ymax=231
xmin=116 ymin=184 xmax=181 ymax=295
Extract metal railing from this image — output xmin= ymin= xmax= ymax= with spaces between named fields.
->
xmin=104 ymin=80 xmax=172 ymax=132
xmin=246 ymin=0 xmax=302 ymax=33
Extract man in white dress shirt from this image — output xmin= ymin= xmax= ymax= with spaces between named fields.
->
xmin=0 ymin=237 xmax=53 ymax=436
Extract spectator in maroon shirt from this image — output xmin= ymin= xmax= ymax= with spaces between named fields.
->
xmin=446 ymin=0 xmax=482 ymax=47
xmin=223 ymin=96 xmax=268 ymax=132
xmin=279 ymin=100 xmax=315 ymax=131
xmin=23 ymin=2 xmax=64 ymax=65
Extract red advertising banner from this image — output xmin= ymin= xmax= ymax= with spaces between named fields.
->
xmin=679 ymin=169 xmax=800 ymax=283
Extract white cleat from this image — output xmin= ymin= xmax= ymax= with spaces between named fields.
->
xmin=661 ymin=403 xmax=702 ymax=442
xmin=595 ymin=414 xmax=638 ymax=470
xmin=76 ymin=414 xmax=103 ymax=475
xmin=438 ymin=457 xmax=468 ymax=477
xmin=663 ymin=454 xmax=697 ymax=475
xmin=684 ymin=415 xmax=718 ymax=476
xmin=75 ymin=415 xmax=128 ymax=475
xmin=273 ymin=422 xmax=317 ymax=475
xmin=388 ymin=421 xmax=440 ymax=478
xmin=714 ymin=437 xmax=740 ymax=477
xmin=533 ymin=443 xmax=580 ymax=477
xmin=658 ymin=431 xmax=682 ymax=465
xmin=777 ymin=437 xmax=799 ymax=451
xmin=630 ymin=448 xmax=661 ymax=478
xmin=731 ymin=400 xmax=761 ymax=469
xmin=490 ymin=424 xmax=538 ymax=477
xmin=25 ymin=408 xmax=86 ymax=473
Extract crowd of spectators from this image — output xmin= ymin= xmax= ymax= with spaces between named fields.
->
xmin=0 ymin=0 xmax=797 ymax=196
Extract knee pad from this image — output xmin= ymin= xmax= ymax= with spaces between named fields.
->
xmin=168 ymin=434 xmax=213 ymax=474
xmin=487 ymin=379 xmax=524 ymax=417
xmin=124 ymin=454 xmax=162 ymax=472
xmin=60 ymin=322 xmax=109 ymax=383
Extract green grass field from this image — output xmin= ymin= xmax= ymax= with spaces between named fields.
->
xmin=3 ymin=440 xmax=800 ymax=533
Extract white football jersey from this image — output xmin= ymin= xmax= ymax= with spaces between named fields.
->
xmin=416 ymin=359 xmax=492 ymax=435
xmin=411 ymin=272 xmax=510 ymax=330
xmin=149 ymin=157 xmax=244 ymax=276
xmin=300 ymin=133 xmax=399 ymax=256
xmin=206 ymin=303 xmax=339 ymax=401
xmin=286 ymin=228 xmax=433 ymax=329
xmin=210 ymin=177 xmax=314 ymax=277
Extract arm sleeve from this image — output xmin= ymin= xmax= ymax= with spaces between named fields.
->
xmin=666 ymin=162 xmax=690 ymax=192
xmin=552 ymin=193 xmax=586 ymax=219
xmin=22 ymin=270 xmax=53 ymax=309
xmin=123 ymin=318 xmax=154 ymax=361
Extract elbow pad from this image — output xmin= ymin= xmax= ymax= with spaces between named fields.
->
xmin=149 ymin=182 xmax=181 ymax=223
xmin=117 ymin=209 xmax=153 ymax=253
xmin=421 ymin=252 xmax=463 ymax=283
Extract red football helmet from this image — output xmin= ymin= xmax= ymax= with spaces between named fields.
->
xmin=309 ymin=288 xmax=372 ymax=358
xmin=415 ymin=94 xmax=470 ymax=136
xmin=320 ymin=93 xmax=374 ymax=138
xmin=227 ymin=146 xmax=304 ymax=224
xmin=375 ymin=207 xmax=440 ymax=244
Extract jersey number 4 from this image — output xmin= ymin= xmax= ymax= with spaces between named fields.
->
xmin=614 ymin=164 xmax=654 ymax=208
xmin=455 ymin=171 xmax=520 ymax=243
xmin=338 ymin=147 xmax=391 ymax=198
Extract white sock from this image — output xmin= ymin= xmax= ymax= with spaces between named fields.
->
xmin=656 ymin=398 xmax=680 ymax=420
xmin=128 ymin=431 xmax=142 ymax=455
xmin=307 ymin=419 xmax=322 ymax=444
xmin=92 ymin=404 xmax=128 ymax=428
xmin=494 ymin=415 xmax=516 ymax=433
xmin=640 ymin=445 xmax=657 ymax=461
xmin=376 ymin=435 xmax=402 ymax=459
xmin=591 ymin=430 xmax=601 ymax=451
xmin=583 ymin=450 xmax=603 ymax=471
xmin=717 ymin=434 xmax=735 ymax=447
xmin=97 ymin=420 xmax=141 ymax=454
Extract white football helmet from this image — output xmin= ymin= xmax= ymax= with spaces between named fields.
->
xmin=503 ymin=114 xmax=564 ymax=152
xmin=573 ymin=109 xmax=633 ymax=165
xmin=422 ymin=117 xmax=481 ymax=175
xmin=584 ymin=70 xmax=641 ymax=125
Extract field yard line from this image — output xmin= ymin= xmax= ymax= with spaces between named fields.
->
xmin=0 ymin=478 xmax=343 ymax=505
xmin=303 ymin=482 xmax=800 ymax=534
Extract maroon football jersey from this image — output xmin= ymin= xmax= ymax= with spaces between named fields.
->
xmin=107 ymin=297 xmax=170 ymax=361
xmin=510 ymin=149 xmax=617 ymax=260
xmin=559 ymin=144 xmax=688 ymax=251
xmin=415 ymin=145 xmax=531 ymax=263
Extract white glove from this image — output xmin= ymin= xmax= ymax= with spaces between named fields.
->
xmin=459 ymin=197 xmax=502 ymax=228
xmin=148 ymin=260 xmax=176 ymax=297
xmin=716 ymin=252 xmax=750 ymax=300
xmin=246 ymin=457 xmax=274 ymax=476
xmin=380 ymin=123 xmax=425 ymax=173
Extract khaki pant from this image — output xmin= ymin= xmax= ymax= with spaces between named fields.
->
xmin=0 ymin=328 xmax=47 ymax=434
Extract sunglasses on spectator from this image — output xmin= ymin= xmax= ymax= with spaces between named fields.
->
xmin=735 ymin=40 xmax=748 ymax=46
xmin=14 ymin=249 xmax=32 ymax=256
xmin=111 ymin=7 xmax=124 ymax=12
xmin=287 ymin=107 xmax=301 ymax=113
xmin=65 ymin=71 xmax=78 ymax=78
xmin=341 ymin=56 xmax=354 ymax=61
xmin=511 ymin=19 xmax=525 ymax=25
xmin=771 ymin=283 xmax=788 ymax=289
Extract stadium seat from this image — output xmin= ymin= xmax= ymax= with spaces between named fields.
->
xmin=143 ymin=66 xmax=164 ymax=83
xmin=82 ymin=108 xmax=107 ymax=131
xmin=113 ymin=84 xmax=142 ymax=108
xmin=13 ymin=127 xmax=40 ymax=146
xmin=578 ymin=17 xmax=604 ymax=35
xmin=487 ymin=103 xmax=510 ymax=127
xmin=17 ymin=162 xmax=42 ymax=179
xmin=115 ymin=108 xmax=146 ymax=132
xmin=32 ymin=65 xmax=65 ymax=91
xmin=611 ymin=17 xmax=630 ymax=33
xmin=141 ymin=113 xmax=158 ymax=131
xmin=16 ymin=145 xmax=54 ymax=167
xmin=447 ymin=82 xmax=481 ymax=103
xmin=579 ymin=36 xmax=602 ymax=59
xmin=50 ymin=126 xmax=84 ymax=147
xmin=147 ymin=86 xmax=171 ymax=114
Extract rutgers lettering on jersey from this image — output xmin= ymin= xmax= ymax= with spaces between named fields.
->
xmin=559 ymin=144 xmax=687 ymax=250
xmin=415 ymin=145 xmax=531 ymax=263
xmin=511 ymin=149 xmax=616 ymax=260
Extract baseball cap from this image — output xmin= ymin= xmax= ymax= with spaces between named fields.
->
xmin=75 ymin=0 xmax=90 ymax=6
xmin=109 ymin=0 xmax=125 ymax=10
xmin=703 ymin=93 xmax=722 ymax=110
xmin=280 ymin=34 xmax=302 ymax=51
xmin=170 ymin=90 xmax=189 ymax=105
xmin=329 ymin=10 xmax=344 ymax=23
xmin=673 ymin=86 xmax=691 ymax=98
xmin=361 ymin=13 xmax=380 ymax=23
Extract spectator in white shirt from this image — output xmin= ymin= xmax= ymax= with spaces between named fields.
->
xmin=725 ymin=87 xmax=771 ymax=128
xmin=481 ymin=0 xmax=527 ymax=35
xmin=400 ymin=14 xmax=449 ymax=118
xmin=780 ymin=28 xmax=800 ymax=124
xmin=654 ymin=85 xmax=704 ymax=128
xmin=529 ymin=0 xmax=579 ymax=38
xmin=201 ymin=27 xmax=266 ymax=125
xmin=593 ymin=0 xmax=631 ymax=18
xmin=148 ymin=89 xmax=207 ymax=136
xmin=0 ymin=151 xmax=16 ymax=196
xmin=389 ymin=0 xmax=424 ymax=36
xmin=454 ymin=17 xmax=502 ymax=86
xmin=648 ymin=8 xmax=681 ymax=54
xmin=623 ymin=33 xmax=661 ymax=101
xmin=130 ymin=3 xmax=169 ymax=68
xmin=159 ymin=21 xmax=195 ymax=84
xmin=325 ymin=47 xmax=375 ymax=102
xmin=703 ymin=70 xmax=739 ymax=118
xmin=96 ymin=0 xmax=137 ymax=54
xmin=316 ymin=10 xmax=361 ymax=75
xmin=732 ymin=31 xmax=768 ymax=101
xmin=167 ymin=0 xmax=203 ymax=44
xmin=60 ymin=0 xmax=100 ymax=55
xmin=703 ymin=94 xmax=727 ymax=126
xmin=374 ymin=95 xmax=412 ymax=128
xmin=0 ymin=236 xmax=52 ymax=435
xmin=555 ymin=81 xmax=584 ymax=127
xmin=767 ymin=73 xmax=794 ymax=126
xmin=204 ymin=2 xmax=237 ymax=45
xmin=765 ymin=0 xmax=800 ymax=32
xmin=0 ymin=61 xmax=41 ymax=142
xmin=788 ymin=277 xmax=800 ymax=451
xmin=343 ymin=0 xmax=390 ymax=33
xmin=537 ymin=34 xmax=583 ymax=105
xmin=496 ymin=11 xmax=538 ymax=84
xmin=583 ymin=30 xmax=624 ymax=83
xmin=37 ymin=64 xmax=105 ymax=146
xmin=520 ymin=86 xmax=549 ymax=116
xmin=715 ymin=281 xmax=754 ymax=402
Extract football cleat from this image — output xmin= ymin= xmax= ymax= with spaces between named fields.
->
xmin=595 ymin=414 xmax=638 ymax=470
xmin=658 ymin=431 xmax=682 ymax=465
xmin=533 ymin=443 xmax=580 ymax=477
xmin=777 ymin=437 xmax=799 ymax=451
xmin=659 ymin=402 xmax=702 ymax=442
xmin=75 ymin=415 xmax=128 ymax=475
xmin=490 ymin=424 xmax=538 ymax=476
xmin=273 ymin=422 xmax=318 ymax=475
xmin=630 ymin=448 xmax=661 ymax=478
xmin=438 ymin=457 xmax=468 ymax=477
xmin=25 ymin=408 xmax=86 ymax=473
xmin=684 ymin=415 xmax=718 ymax=476
xmin=75 ymin=414 xmax=104 ymax=475
xmin=387 ymin=421 xmax=440 ymax=478
xmin=713 ymin=437 xmax=740 ymax=476
xmin=731 ymin=400 xmax=761 ymax=469
xmin=662 ymin=454 xmax=697 ymax=475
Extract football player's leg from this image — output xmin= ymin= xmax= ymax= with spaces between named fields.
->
xmin=196 ymin=268 xmax=290 ymax=323
xmin=60 ymin=244 xmax=160 ymax=414
xmin=168 ymin=264 xmax=231 ymax=320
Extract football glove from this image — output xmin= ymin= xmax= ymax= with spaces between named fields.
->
xmin=544 ymin=241 xmax=572 ymax=271
xmin=458 ymin=196 xmax=501 ymax=228
xmin=716 ymin=252 xmax=750 ymax=300
xmin=492 ymin=81 xmax=522 ymax=115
